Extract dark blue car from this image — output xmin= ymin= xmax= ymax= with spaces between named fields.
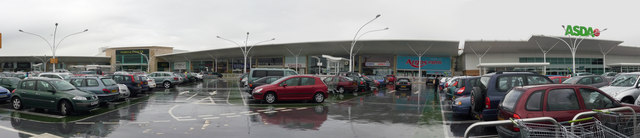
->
xmin=0 ymin=86 xmax=11 ymax=102
xmin=452 ymin=96 xmax=471 ymax=116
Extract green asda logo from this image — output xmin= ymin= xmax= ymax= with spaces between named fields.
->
xmin=564 ymin=25 xmax=601 ymax=37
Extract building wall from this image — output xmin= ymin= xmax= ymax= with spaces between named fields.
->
xmin=463 ymin=52 xmax=640 ymax=72
xmin=105 ymin=47 xmax=173 ymax=72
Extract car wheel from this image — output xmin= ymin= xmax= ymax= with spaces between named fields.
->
xmin=163 ymin=81 xmax=171 ymax=89
xmin=622 ymin=97 xmax=635 ymax=104
xmin=11 ymin=97 xmax=22 ymax=110
xmin=59 ymin=100 xmax=73 ymax=116
xmin=338 ymin=87 xmax=345 ymax=94
xmin=314 ymin=93 xmax=325 ymax=103
xmin=264 ymin=92 xmax=276 ymax=104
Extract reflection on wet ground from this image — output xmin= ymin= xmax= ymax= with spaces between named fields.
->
xmin=0 ymin=79 xmax=499 ymax=138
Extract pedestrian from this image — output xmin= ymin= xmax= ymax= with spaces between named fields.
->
xmin=434 ymin=76 xmax=440 ymax=93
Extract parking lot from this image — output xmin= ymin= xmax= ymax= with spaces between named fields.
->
xmin=0 ymin=78 xmax=499 ymax=138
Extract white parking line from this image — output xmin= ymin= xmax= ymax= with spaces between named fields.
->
xmin=280 ymin=109 xmax=292 ymax=112
xmin=0 ymin=125 xmax=39 ymax=137
xmin=75 ymin=122 xmax=95 ymax=125
xmin=177 ymin=119 xmax=197 ymax=121
xmin=387 ymin=90 xmax=396 ymax=93
xmin=439 ymin=93 xmax=450 ymax=138
xmin=264 ymin=111 xmax=278 ymax=114
xmin=103 ymin=122 xmax=120 ymax=125
xmin=129 ymin=121 xmax=150 ymax=124
xmin=179 ymin=91 xmax=189 ymax=95
xmin=220 ymin=113 xmax=236 ymax=116
xmin=237 ymin=84 xmax=248 ymax=106
xmin=295 ymin=107 xmax=308 ymax=110
xmin=256 ymin=109 xmax=269 ymax=112
xmin=226 ymin=115 xmax=241 ymax=118
xmin=244 ymin=113 xmax=259 ymax=116
xmin=274 ymin=108 xmax=287 ymax=110
xmin=185 ymin=91 xmax=200 ymax=100
xmin=239 ymin=111 xmax=253 ymax=114
xmin=198 ymin=115 xmax=214 ymax=118
xmin=203 ymin=117 xmax=220 ymax=120
xmin=153 ymin=120 xmax=171 ymax=123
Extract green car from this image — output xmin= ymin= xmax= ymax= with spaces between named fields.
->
xmin=11 ymin=78 xmax=99 ymax=116
xmin=0 ymin=77 xmax=20 ymax=91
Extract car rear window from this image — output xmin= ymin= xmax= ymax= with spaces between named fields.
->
xmin=501 ymin=89 xmax=524 ymax=112
xmin=101 ymin=78 xmax=117 ymax=86
xmin=497 ymin=76 xmax=524 ymax=92
xmin=525 ymin=90 xmax=544 ymax=111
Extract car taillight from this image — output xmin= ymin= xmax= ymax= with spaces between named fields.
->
xmin=130 ymin=76 xmax=135 ymax=83
xmin=249 ymin=84 xmax=253 ymax=87
xmin=360 ymin=81 xmax=363 ymax=85
xmin=485 ymin=97 xmax=491 ymax=109
xmin=407 ymin=82 xmax=411 ymax=85
xmin=445 ymin=83 xmax=449 ymax=87
xmin=140 ymin=81 xmax=144 ymax=85
xmin=456 ymin=87 xmax=465 ymax=94
xmin=11 ymin=89 xmax=15 ymax=93
xmin=103 ymin=88 xmax=110 ymax=93
xmin=512 ymin=113 xmax=521 ymax=132
xmin=174 ymin=77 xmax=178 ymax=81
xmin=452 ymin=81 xmax=458 ymax=87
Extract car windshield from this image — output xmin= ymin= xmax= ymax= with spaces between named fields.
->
xmin=60 ymin=74 xmax=71 ymax=80
xmin=81 ymin=71 xmax=97 ymax=74
xmin=610 ymin=74 xmax=639 ymax=87
xmin=101 ymin=78 xmax=117 ymax=86
xmin=51 ymin=80 xmax=76 ymax=91
xmin=562 ymin=77 xmax=577 ymax=84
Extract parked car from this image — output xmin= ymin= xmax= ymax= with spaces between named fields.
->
xmin=116 ymin=84 xmax=130 ymax=100
xmin=107 ymin=74 xmax=142 ymax=96
xmin=248 ymin=68 xmax=298 ymax=85
xmin=75 ymin=71 xmax=98 ymax=76
xmin=452 ymin=96 xmax=471 ymax=117
xmin=248 ymin=76 xmax=282 ymax=92
xmin=323 ymin=76 xmax=358 ymax=93
xmin=204 ymin=72 xmax=223 ymax=78
xmin=252 ymin=75 xmax=328 ymax=104
xmin=141 ymin=75 xmax=156 ymax=88
xmin=362 ymin=75 xmax=380 ymax=89
xmin=602 ymin=72 xmax=618 ymax=82
xmin=69 ymin=76 xmax=120 ymax=104
xmin=11 ymin=78 xmax=99 ymax=116
xmin=385 ymin=75 xmax=396 ymax=85
xmin=38 ymin=72 xmax=72 ymax=81
xmin=136 ymin=75 xmax=152 ymax=92
xmin=599 ymin=72 xmax=640 ymax=104
xmin=369 ymin=75 xmax=385 ymax=88
xmin=561 ymin=75 xmax=609 ymax=88
xmin=0 ymin=77 xmax=21 ymax=91
xmin=12 ymin=72 xmax=27 ymax=79
xmin=0 ymin=86 xmax=11 ymax=102
xmin=450 ymin=76 xmax=481 ymax=99
xmin=439 ymin=77 xmax=451 ymax=91
xmin=548 ymin=76 xmax=570 ymax=84
xmin=395 ymin=78 xmax=412 ymax=91
xmin=148 ymin=72 xmax=182 ymax=89
xmin=239 ymin=73 xmax=248 ymax=87
xmin=573 ymin=72 xmax=594 ymax=77
xmin=496 ymin=84 xmax=640 ymax=137
xmin=470 ymin=71 xmax=553 ymax=121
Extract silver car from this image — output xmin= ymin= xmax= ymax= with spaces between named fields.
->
xmin=561 ymin=75 xmax=609 ymax=88
xmin=148 ymin=72 xmax=182 ymax=88
xmin=600 ymin=72 xmax=640 ymax=104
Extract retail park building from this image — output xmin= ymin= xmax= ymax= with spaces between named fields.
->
xmin=2 ymin=35 xmax=640 ymax=76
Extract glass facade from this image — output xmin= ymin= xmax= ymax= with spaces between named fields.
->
xmin=115 ymin=49 xmax=149 ymax=72
xmin=519 ymin=57 xmax=605 ymax=75
xmin=612 ymin=66 xmax=640 ymax=73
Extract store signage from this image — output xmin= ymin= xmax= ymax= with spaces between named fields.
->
xmin=365 ymin=61 xmax=390 ymax=67
xmin=116 ymin=49 xmax=149 ymax=55
xmin=174 ymin=62 xmax=187 ymax=70
xmin=564 ymin=25 xmax=601 ymax=37
xmin=396 ymin=56 xmax=450 ymax=70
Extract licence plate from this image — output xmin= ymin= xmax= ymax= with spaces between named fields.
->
xmin=401 ymin=86 xmax=406 ymax=88
xmin=111 ymin=90 xmax=117 ymax=93
xmin=91 ymin=101 xmax=99 ymax=105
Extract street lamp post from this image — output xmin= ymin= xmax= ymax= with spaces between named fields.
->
xmin=349 ymin=14 xmax=388 ymax=72
xmin=217 ymin=32 xmax=275 ymax=74
xmin=19 ymin=23 xmax=88 ymax=72
xmin=138 ymin=53 xmax=150 ymax=72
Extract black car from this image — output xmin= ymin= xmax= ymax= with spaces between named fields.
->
xmin=337 ymin=72 xmax=367 ymax=91
xmin=247 ymin=76 xmax=282 ymax=93
xmin=395 ymin=78 xmax=412 ymax=91
xmin=107 ymin=74 xmax=143 ymax=96
xmin=469 ymin=71 xmax=553 ymax=121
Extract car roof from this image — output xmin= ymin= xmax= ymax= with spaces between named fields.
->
xmin=619 ymin=72 xmax=640 ymax=75
xmin=514 ymin=84 xmax=593 ymax=90
xmin=24 ymin=77 xmax=61 ymax=81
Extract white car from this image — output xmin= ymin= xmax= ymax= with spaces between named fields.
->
xmin=600 ymin=72 xmax=640 ymax=104
xmin=38 ymin=72 xmax=72 ymax=81
xmin=117 ymin=84 xmax=130 ymax=100
xmin=147 ymin=77 xmax=156 ymax=88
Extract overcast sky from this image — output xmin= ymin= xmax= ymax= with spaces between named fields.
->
xmin=1 ymin=0 xmax=639 ymax=56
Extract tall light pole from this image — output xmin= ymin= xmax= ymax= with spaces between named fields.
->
xmin=349 ymin=14 xmax=387 ymax=72
xmin=217 ymin=32 xmax=275 ymax=74
xmin=542 ymin=26 xmax=607 ymax=75
xmin=137 ymin=52 xmax=150 ymax=72
xmin=19 ymin=23 xmax=88 ymax=72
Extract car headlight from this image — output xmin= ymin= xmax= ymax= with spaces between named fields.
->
xmin=456 ymin=101 xmax=462 ymax=105
xmin=254 ymin=88 xmax=263 ymax=93
xmin=73 ymin=96 xmax=87 ymax=100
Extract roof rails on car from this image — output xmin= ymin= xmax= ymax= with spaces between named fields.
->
xmin=494 ymin=71 xmax=539 ymax=75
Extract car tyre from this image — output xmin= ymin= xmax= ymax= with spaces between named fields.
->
xmin=470 ymin=87 xmax=484 ymax=113
xmin=59 ymin=100 xmax=73 ymax=116
xmin=163 ymin=81 xmax=171 ymax=89
xmin=314 ymin=93 xmax=325 ymax=103
xmin=11 ymin=97 xmax=22 ymax=110
xmin=264 ymin=92 xmax=276 ymax=104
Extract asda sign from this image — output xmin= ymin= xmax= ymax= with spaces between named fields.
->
xmin=564 ymin=25 xmax=602 ymax=37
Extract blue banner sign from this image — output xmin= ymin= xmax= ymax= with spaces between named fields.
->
xmin=396 ymin=56 xmax=450 ymax=70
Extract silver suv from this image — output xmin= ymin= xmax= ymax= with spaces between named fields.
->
xmin=600 ymin=72 xmax=640 ymax=104
xmin=148 ymin=72 xmax=182 ymax=88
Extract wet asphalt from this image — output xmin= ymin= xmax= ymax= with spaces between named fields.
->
xmin=0 ymin=79 xmax=499 ymax=138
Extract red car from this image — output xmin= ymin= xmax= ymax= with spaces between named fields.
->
xmin=252 ymin=75 xmax=328 ymax=104
xmin=497 ymin=84 xmax=640 ymax=137
xmin=385 ymin=75 xmax=396 ymax=85
xmin=548 ymin=76 xmax=570 ymax=84
xmin=323 ymin=76 xmax=358 ymax=93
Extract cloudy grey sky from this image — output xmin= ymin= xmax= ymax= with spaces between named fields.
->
xmin=1 ymin=0 xmax=639 ymax=56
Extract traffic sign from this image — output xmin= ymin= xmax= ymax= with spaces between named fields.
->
xmin=50 ymin=58 xmax=58 ymax=64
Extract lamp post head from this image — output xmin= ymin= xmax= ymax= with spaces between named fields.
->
xmin=18 ymin=30 xmax=23 ymax=32
xmin=384 ymin=27 xmax=389 ymax=30
xmin=375 ymin=14 xmax=381 ymax=18
xmin=216 ymin=36 xmax=221 ymax=38
xmin=55 ymin=23 xmax=58 ymax=26
xmin=602 ymin=28 xmax=608 ymax=31
xmin=83 ymin=29 xmax=88 ymax=32
xmin=561 ymin=25 xmax=566 ymax=29
xmin=271 ymin=38 xmax=276 ymax=40
xmin=246 ymin=32 xmax=250 ymax=35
